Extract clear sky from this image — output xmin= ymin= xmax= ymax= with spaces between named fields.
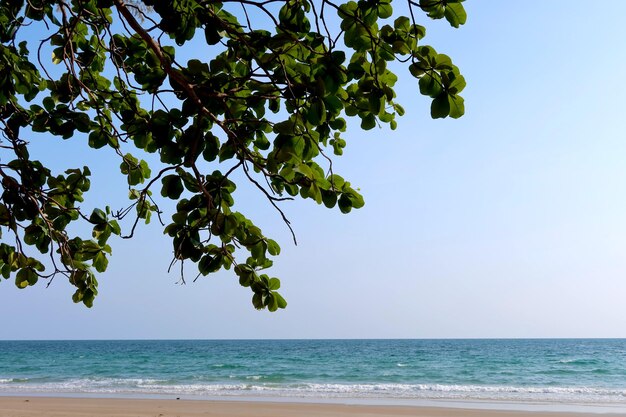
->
xmin=3 ymin=1 xmax=626 ymax=340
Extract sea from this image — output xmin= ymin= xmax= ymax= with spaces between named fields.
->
xmin=1 ymin=339 xmax=625 ymax=410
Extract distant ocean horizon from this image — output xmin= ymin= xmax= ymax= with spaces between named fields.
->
xmin=1 ymin=339 xmax=625 ymax=408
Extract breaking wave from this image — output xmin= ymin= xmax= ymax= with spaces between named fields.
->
xmin=1 ymin=378 xmax=625 ymax=403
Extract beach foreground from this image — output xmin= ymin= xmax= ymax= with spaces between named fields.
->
xmin=0 ymin=397 xmax=625 ymax=417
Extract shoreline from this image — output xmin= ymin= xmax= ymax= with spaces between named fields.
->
xmin=0 ymin=395 xmax=625 ymax=416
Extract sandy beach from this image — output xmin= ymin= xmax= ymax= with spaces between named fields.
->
xmin=0 ymin=397 xmax=624 ymax=417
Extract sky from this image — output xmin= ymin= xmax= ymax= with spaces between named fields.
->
xmin=3 ymin=1 xmax=626 ymax=339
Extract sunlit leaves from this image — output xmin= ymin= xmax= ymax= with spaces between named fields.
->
xmin=444 ymin=3 xmax=467 ymax=28
xmin=119 ymin=154 xmax=151 ymax=186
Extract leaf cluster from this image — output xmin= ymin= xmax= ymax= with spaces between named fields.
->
xmin=0 ymin=0 xmax=465 ymax=308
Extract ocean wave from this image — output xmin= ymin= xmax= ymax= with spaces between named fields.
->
xmin=1 ymin=378 xmax=625 ymax=403
xmin=210 ymin=364 xmax=242 ymax=369
xmin=557 ymin=358 xmax=604 ymax=366
xmin=0 ymin=378 xmax=33 ymax=383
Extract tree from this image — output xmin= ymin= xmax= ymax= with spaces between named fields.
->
xmin=0 ymin=0 xmax=466 ymax=309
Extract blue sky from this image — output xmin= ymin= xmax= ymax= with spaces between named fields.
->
xmin=3 ymin=1 xmax=626 ymax=339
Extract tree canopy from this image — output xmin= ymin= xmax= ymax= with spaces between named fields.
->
xmin=0 ymin=0 xmax=466 ymax=310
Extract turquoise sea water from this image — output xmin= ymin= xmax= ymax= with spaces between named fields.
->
xmin=0 ymin=339 xmax=625 ymax=406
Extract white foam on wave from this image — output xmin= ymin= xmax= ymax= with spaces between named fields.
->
xmin=1 ymin=378 xmax=624 ymax=404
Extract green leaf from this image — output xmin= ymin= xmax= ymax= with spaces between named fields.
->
xmin=198 ymin=254 xmax=222 ymax=275
xmin=431 ymin=93 xmax=450 ymax=119
xmin=378 ymin=3 xmax=393 ymax=19
xmin=266 ymin=293 xmax=278 ymax=312
xmin=250 ymin=241 xmax=266 ymax=261
xmin=307 ymin=100 xmax=326 ymax=125
xmin=338 ymin=193 xmax=352 ymax=213
xmin=43 ymin=97 xmax=55 ymax=111
xmin=268 ymin=277 xmax=281 ymax=290
xmin=409 ymin=63 xmax=426 ymax=78
xmin=89 ymin=208 xmax=107 ymax=224
xmin=274 ymin=292 xmax=288 ymax=309
xmin=361 ymin=114 xmax=376 ymax=130
xmin=52 ymin=48 xmax=63 ymax=65
xmin=15 ymin=268 xmax=37 ymax=288
xmin=435 ymin=54 xmax=453 ymax=70
xmin=419 ymin=72 xmax=442 ymax=98
xmin=83 ymin=289 xmax=95 ymax=308
xmin=444 ymin=3 xmax=467 ymax=28
xmin=161 ymin=175 xmax=184 ymax=199
xmin=109 ymin=220 xmax=121 ymax=235
xmin=93 ymin=251 xmax=108 ymax=272
xmin=252 ymin=293 xmax=263 ymax=309
xmin=448 ymin=73 xmax=466 ymax=94
xmin=267 ymin=239 xmax=281 ymax=256
xmin=448 ymin=94 xmax=465 ymax=119
xmin=321 ymin=190 xmax=338 ymax=208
